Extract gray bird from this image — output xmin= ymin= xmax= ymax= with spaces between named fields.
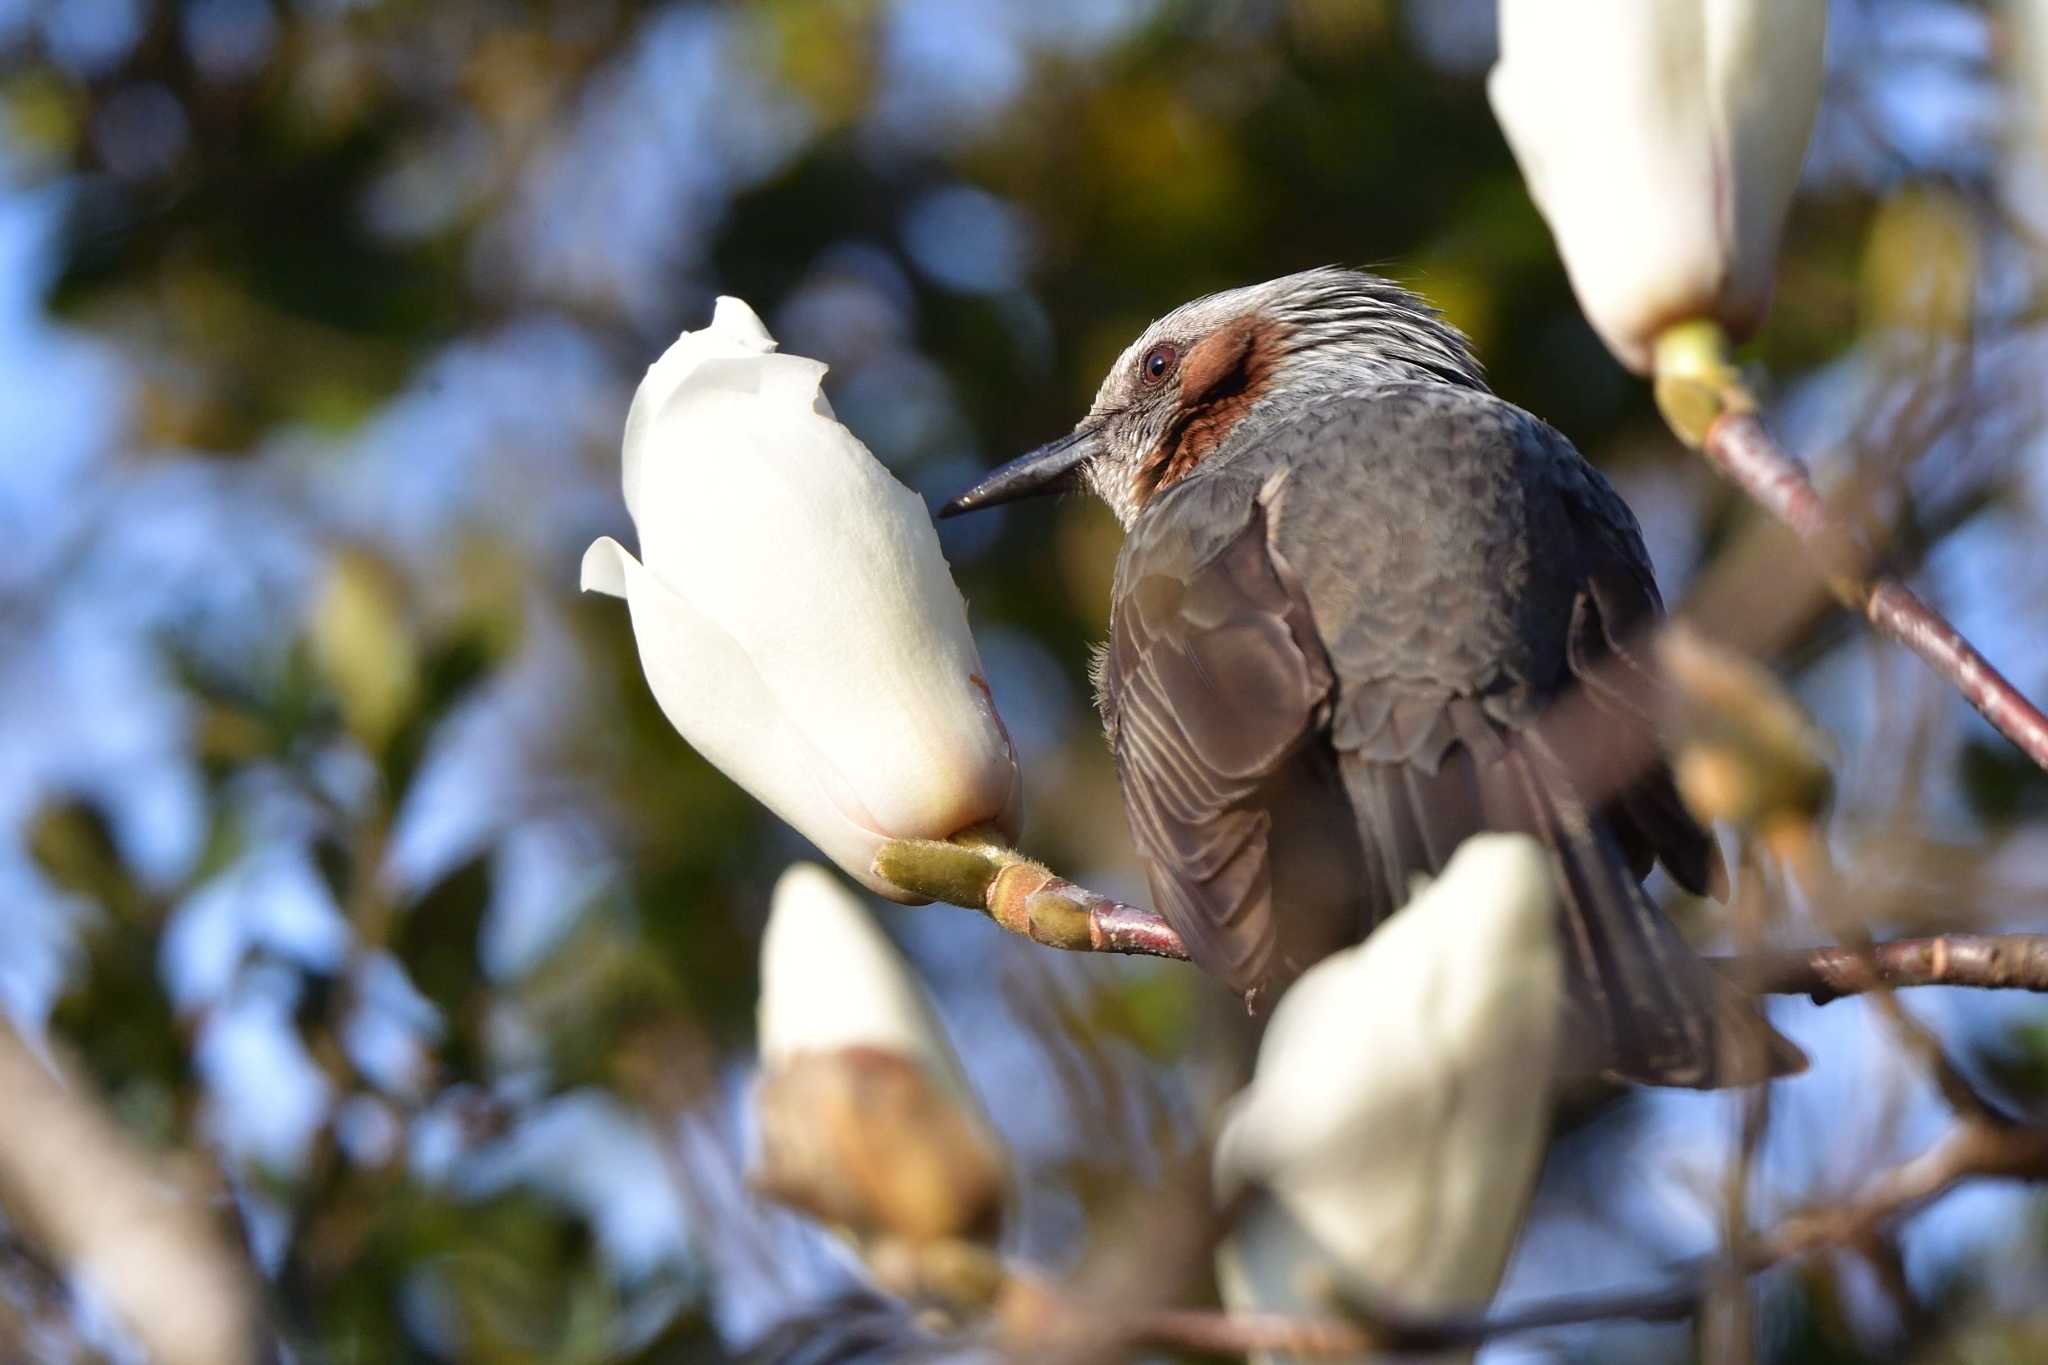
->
xmin=941 ymin=267 xmax=1801 ymax=1087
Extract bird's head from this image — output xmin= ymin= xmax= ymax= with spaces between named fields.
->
xmin=940 ymin=267 xmax=1484 ymax=527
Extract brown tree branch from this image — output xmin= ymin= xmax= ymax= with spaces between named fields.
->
xmin=1107 ymin=1280 xmax=1701 ymax=1357
xmin=878 ymin=839 xmax=2048 ymax=1001
xmin=872 ymin=837 xmax=1188 ymax=961
xmin=1704 ymin=413 xmax=2048 ymax=769
xmin=0 ymin=1020 xmax=257 ymax=1365
xmin=1722 ymin=932 xmax=2048 ymax=1003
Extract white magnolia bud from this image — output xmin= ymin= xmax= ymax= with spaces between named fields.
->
xmin=753 ymin=863 xmax=1007 ymax=1283
xmin=582 ymin=298 xmax=1019 ymax=900
xmin=757 ymin=863 xmax=976 ymax=1103
xmin=1489 ymin=0 xmax=1827 ymax=374
xmin=1212 ymin=835 xmax=1565 ymax=1364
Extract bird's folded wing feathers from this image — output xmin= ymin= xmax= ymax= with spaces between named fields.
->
xmin=1104 ymin=494 xmax=1361 ymax=994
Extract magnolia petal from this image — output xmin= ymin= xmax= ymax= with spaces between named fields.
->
xmin=688 ymin=353 xmax=835 ymax=416
xmin=1490 ymin=0 xmax=1824 ymax=373
xmin=1214 ymin=834 xmax=1563 ymax=1322
xmin=1489 ymin=5 xmax=1725 ymax=373
xmin=603 ymin=296 xmax=1020 ymax=864
xmin=620 ymin=296 xmax=780 ymax=524
xmin=1706 ymin=0 xmax=1827 ymax=338
xmin=757 ymin=862 xmax=979 ymax=1109
xmin=710 ymin=294 xmax=774 ymax=348
xmin=579 ymin=536 xmax=630 ymax=598
xmin=583 ymin=535 xmax=928 ymax=901
xmin=633 ymin=353 xmax=1018 ymax=845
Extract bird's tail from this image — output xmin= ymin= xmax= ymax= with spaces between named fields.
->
xmin=1341 ymin=721 xmax=1803 ymax=1089
xmin=1541 ymin=795 xmax=1803 ymax=1087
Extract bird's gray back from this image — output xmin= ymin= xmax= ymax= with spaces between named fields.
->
xmin=1126 ymin=384 xmax=1635 ymax=745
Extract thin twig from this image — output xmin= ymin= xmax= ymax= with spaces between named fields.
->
xmin=1701 ymin=412 xmax=2048 ymax=772
xmin=1771 ymin=821 xmax=2006 ymax=1126
xmin=1709 ymin=848 xmax=1777 ymax=1364
xmin=1746 ymin=1119 xmax=2048 ymax=1266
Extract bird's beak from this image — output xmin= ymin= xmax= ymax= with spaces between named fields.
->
xmin=938 ymin=425 xmax=1101 ymax=518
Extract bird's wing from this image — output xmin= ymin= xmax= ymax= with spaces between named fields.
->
xmin=1267 ymin=385 xmax=1780 ymax=1083
xmin=1103 ymin=484 xmax=1363 ymax=997
xmin=1276 ymin=384 xmax=1718 ymax=899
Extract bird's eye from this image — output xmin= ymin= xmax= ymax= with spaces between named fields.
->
xmin=1140 ymin=343 xmax=1179 ymax=387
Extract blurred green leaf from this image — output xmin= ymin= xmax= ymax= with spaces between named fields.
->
xmin=392 ymin=852 xmax=494 ymax=1079
xmin=382 ymin=622 xmax=503 ymax=799
xmin=26 ymin=797 xmax=138 ymax=918
xmin=310 ymin=548 xmax=421 ymax=757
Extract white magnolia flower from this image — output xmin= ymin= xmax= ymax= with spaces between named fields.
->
xmin=754 ymin=863 xmax=1007 ymax=1263
xmin=582 ymin=298 xmax=1019 ymax=900
xmin=1212 ymin=835 xmax=1564 ymax=1362
xmin=1489 ymin=1 xmax=1827 ymax=374
xmin=757 ymin=862 xmax=976 ymax=1103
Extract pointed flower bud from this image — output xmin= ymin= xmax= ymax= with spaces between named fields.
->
xmin=1489 ymin=1 xmax=1827 ymax=374
xmin=1212 ymin=835 xmax=1564 ymax=1347
xmin=582 ymin=298 xmax=1019 ymax=900
xmin=753 ymin=863 xmax=1008 ymax=1285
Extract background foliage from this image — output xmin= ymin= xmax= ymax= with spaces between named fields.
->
xmin=2 ymin=0 xmax=2047 ymax=1360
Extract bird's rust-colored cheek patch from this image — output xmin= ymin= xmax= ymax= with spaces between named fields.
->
xmin=1137 ymin=316 xmax=1286 ymax=504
